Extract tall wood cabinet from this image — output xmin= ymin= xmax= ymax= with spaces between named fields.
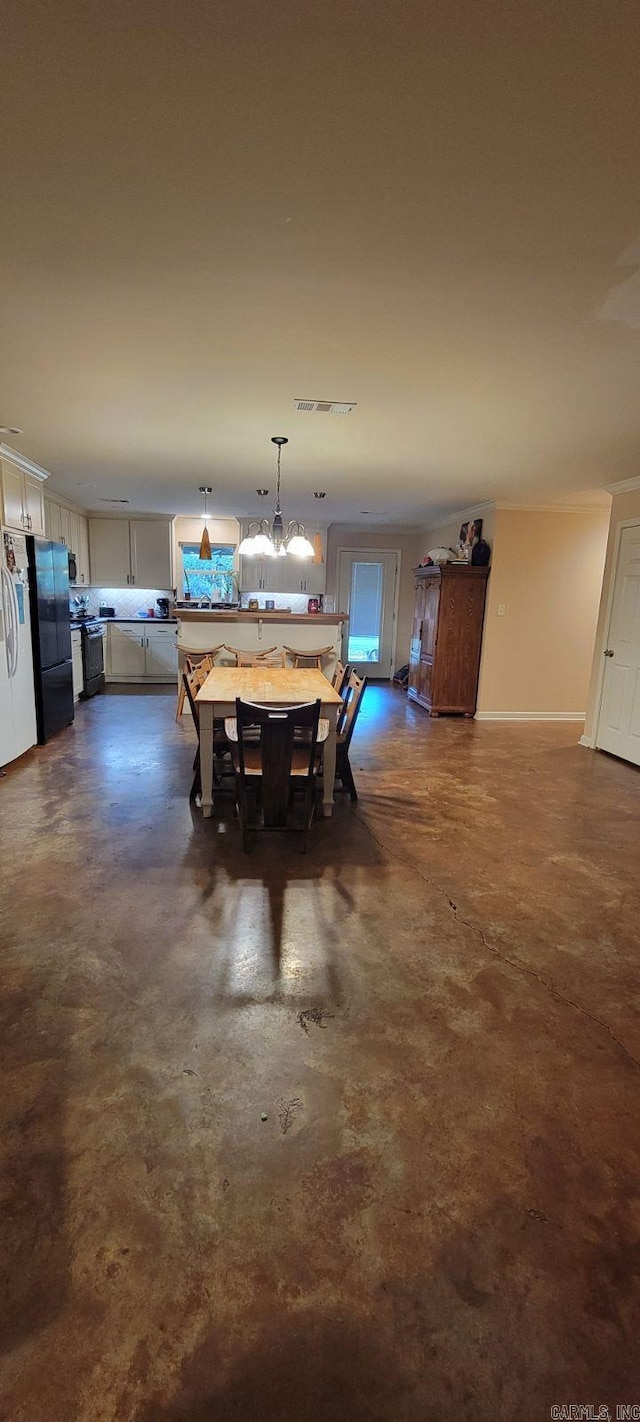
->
xmin=408 ymin=564 xmax=489 ymax=716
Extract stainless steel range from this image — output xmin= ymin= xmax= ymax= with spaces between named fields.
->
xmin=70 ymin=617 xmax=105 ymax=697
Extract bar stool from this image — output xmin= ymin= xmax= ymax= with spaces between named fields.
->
xmin=283 ymin=644 xmax=335 ymax=671
xmin=176 ymin=645 xmax=223 ymax=720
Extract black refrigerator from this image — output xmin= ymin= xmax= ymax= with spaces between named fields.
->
xmin=27 ymin=537 xmax=74 ymax=742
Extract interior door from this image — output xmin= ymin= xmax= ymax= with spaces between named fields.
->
xmin=596 ymin=522 xmax=640 ymax=766
xmin=338 ymin=549 xmax=398 ymax=678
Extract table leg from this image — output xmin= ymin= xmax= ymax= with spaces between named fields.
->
xmin=199 ymin=702 xmax=214 ymax=817
xmin=322 ymin=707 xmax=337 ymax=817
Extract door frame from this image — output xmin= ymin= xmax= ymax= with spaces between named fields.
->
xmin=336 ymin=546 xmax=401 ymax=679
xmin=591 ymin=516 xmax=640 ymax=751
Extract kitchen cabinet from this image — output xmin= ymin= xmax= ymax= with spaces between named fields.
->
xmin=107 ymin=622 xmax=177 ymax=682
xmin=89 ymin=518 xmax=172 ymax=588
xmin=44 ymin=498 xmax=62 ymax=542
xmin=45 ymin=500 xmax=91 ymax=583
xmin=408 ymin=564 xmax=489 ymax=716
xmin=1 ymin=459 xmax=46 ymax=535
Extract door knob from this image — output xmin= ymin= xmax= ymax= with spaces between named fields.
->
xmin=603 ymin=648 xmax=614 ymax=657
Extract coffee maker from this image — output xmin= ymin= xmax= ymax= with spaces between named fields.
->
xmin=156 ymin=597 xmax=170 ymax=619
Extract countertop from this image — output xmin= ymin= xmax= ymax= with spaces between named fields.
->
xmin=175 ymin=609 xmax=347 ymax=624
xmin=70 ymin=617 xmax=178 ymax=626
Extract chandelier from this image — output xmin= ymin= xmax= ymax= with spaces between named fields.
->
xmin=238 ymin=437 xmax=314 ymax=559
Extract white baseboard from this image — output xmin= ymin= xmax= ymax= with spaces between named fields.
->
xmin=579 ymin=733 xmax=595 ymax=747
xmin=475 ymin=711 xmax=586 ymax=722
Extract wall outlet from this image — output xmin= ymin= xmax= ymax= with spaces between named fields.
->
xmin=497 ymin=603 xmax=506 ymax=617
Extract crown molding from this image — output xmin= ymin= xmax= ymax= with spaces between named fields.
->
xmin=421 ymin=500 xmax=495 ymax=534
xmin=605 ymin=475 xmax=640 ymax=495
xmin=495 ymin=501 xmax=609 ymax=513
xmin=0 ymin=443 xmax=51 ymax=484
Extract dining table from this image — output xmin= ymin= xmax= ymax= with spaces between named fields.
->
xmin=195 ymin=666 xmax=344 ymax=818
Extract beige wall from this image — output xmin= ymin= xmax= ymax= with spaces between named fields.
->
xmin=583 ymin=486 xmax=640 ymax=741
xmin=476 ymin=508 xmax=609 ymax=715
xmin=325 ymin=524 xmax=421 ymax=671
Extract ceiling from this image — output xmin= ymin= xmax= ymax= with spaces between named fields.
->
xmin=1 ymin=0 xmax=638 ymax=524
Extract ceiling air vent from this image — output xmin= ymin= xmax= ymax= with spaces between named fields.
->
xmin=294 ymin=399 xmax=356 ymax=415
xmin=99 ymin=497 xmax=130 ymax=504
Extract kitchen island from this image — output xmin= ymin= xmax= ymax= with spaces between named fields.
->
xmin=176 ymin=609 xmax=348 ymax=674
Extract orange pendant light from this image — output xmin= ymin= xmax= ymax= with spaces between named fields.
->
xmin=199 ymin=485 xmax=212 ymax=561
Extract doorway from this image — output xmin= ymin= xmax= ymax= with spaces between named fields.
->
xmin=596 ymin=521 xmax=640 ymax=766
xmin=337 ymin=549 xmax=399 ymax=678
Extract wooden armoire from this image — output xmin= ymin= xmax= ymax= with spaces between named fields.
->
xmin=408 ymin=564 xmax=489 ymax=715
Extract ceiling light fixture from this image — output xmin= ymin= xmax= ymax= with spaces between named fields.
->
xmin=0 ymin=425 xmax=23 ymax=436
xmin=199 ymin=485 xmax=213 ymax=560
xmin=238 ymin=438 xmax=314 ymax=560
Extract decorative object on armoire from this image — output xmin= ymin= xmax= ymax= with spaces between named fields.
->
xmin=458 ymin=518 xmax=483 ymax=556
xmin=408 ymin=564 xmax=489 ymax=716
xmin=199 ymin=486 xmax=213 ymax=561
xmin=421 ymin=548 xmax=454 ymax=566
xmin=471 ymin=539 xmax=491 ymax=567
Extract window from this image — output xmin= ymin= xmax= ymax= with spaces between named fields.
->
xmin=347 ymin=561 xmax=383 ymax=662
xmin=180 ymin=543 xmax=235 ymax=601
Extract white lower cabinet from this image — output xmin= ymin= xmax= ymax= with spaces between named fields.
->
xmin=71 ymin=630 xmax=84 ymax=702
xmin=107 ymin=623 xmax=178 ymax=682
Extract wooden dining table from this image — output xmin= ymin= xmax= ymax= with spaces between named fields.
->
xmin=195 ymin=666 xmax=344 ymax=818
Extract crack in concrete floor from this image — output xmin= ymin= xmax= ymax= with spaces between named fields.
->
xmin=353 ymin=805 xmax=640 ymax=1075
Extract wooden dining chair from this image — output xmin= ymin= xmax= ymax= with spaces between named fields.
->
xmin=225 ymin=698 xmax=328 ymax=851
xmin=182 ymin=662 xmax=230 ymax=799
xmin=331 ymin=658 xmax=351 ymax=698
xmin=176 ymin=645 xmax=222 ymax=720
xmin=283 ymin=644 xmax=334 ymax=671
xmin=223 ymin=645 xmax=279 ymax=666
xmin=333 ymin=670 xmax=368 ymax=801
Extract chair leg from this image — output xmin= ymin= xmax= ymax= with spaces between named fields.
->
xmin=342 ymin=752 xmax=358 ymax=801
xmin=176 ymin=682 xmax=186 ymax=721
xmin=190 ymin=745 xmax=201 ymax=800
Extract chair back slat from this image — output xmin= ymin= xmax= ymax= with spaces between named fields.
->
xmin=339 ymin=670 xmax=367 ymax=750
xmin=235 ymin=698 xmax=321 ymax=828
xmin=224 ymin=645 xmax=278 ymax=666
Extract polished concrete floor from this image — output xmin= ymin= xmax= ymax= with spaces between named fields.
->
xmin=1 ymin=685 xmax=639 ymax=1421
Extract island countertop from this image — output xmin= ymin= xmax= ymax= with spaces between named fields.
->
xmin=175 ymin=609 xmax=348 ymax=623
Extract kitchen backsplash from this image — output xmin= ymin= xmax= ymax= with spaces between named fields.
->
xmin=72 ymin=587 xmax=172 ymax=618
xmin=240 ymin=592 xmax=312 ymax=613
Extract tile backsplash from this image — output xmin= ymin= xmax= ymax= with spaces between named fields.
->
xmin=240 ymin=592 xmax=311 ymax=613
xmin=72 ymin=586 xmax=171 ymax=618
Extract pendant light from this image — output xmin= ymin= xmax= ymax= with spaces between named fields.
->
xmin=237 ymin=437 xmax=314 ymax=558
xmin=199 ymin=486 xmax=212 ymax=561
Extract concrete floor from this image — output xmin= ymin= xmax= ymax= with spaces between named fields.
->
xmin=1 ymin=684 xmax=639 ymax=1420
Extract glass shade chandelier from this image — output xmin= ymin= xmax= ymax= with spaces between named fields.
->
xmin=238 ymin=437 xmax=314 ymax=559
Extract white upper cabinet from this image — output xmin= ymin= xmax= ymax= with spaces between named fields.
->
xmin=44 ymin=498 xmax=62 ymax=542
xmin=89 ymin=518 xmax=172 ymax=588
xmin=23 ymin=476 xmax=46 ymax=536
xmin=129 ymin=520 xmax=172 ymax=588
xmin=1 ymin=460 xmax=46 ymax=535
xmin=89 ymin=520 xmax=131 ymax=585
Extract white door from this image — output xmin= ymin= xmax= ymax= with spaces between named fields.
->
xmin=89 ymin=519 xmax=131 ymax=586
xmin=144 ymin=628 xmax=178 ymax=680
xmin=597 ymin=522 xmax=640 ymax=766
xmin=129 ymin=520 xmax=171 ymax=588
xmin=337 ymin=549 xmax=399 ymax=678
